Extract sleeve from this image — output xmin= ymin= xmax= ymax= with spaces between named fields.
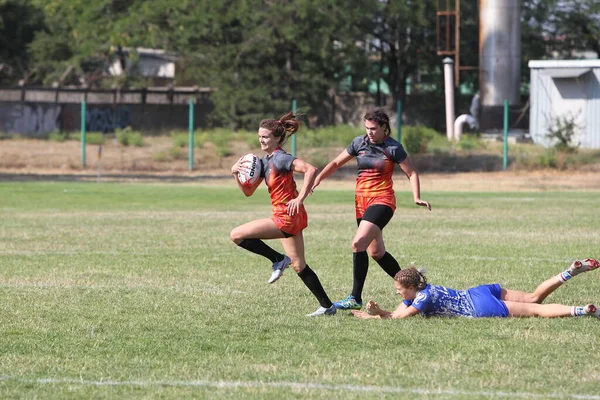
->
xmin=273 ymin=152 xmax=295 ymax=174
xmin=346 ymin=136 xmax=362 ymax=157
xmin=389 ymin=143 xmax=408 ymax=164
xmin=410 ymin=290 xmax=431 ymax=312
xmin=259 ymin=156 xmax=267 ymax=178
xmin=402 ymin=299 xmax=413 ymax=307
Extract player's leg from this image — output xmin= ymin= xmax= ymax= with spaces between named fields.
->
xmin=336 ymin=220 xmax=380 ymax=309
xmin=368 ymin=234 xmax=402 ymax=278
xmin=364 ymin=205 xmax=400 ymax=278
xmin=502 ymin=258 xmax=600 ymax=304
xmin=505 ymin=301 xmax=597 ymax=318
xmin=281 ymin=233 xmax=335 ymax=317
xmin=230 ymin=218 xmax=289 ymax=282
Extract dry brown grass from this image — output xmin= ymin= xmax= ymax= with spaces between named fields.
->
xmin=1 ymin=137 xmax=599 ymax=191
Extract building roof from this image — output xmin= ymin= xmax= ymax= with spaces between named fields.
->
xmin=528 ymin=59 xmax=600 ymax=69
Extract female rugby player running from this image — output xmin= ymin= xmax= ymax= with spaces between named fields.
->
xmin=230 ymin=111 xmax=336 ymax=317
xmin=351 ymin=258 xmax=600 ymax=319
xmin=311 ymin=108 xmax=431 ymax=310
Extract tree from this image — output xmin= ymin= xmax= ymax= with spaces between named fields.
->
xmin=0 ymin=0 xmax=45 ymax=85
xmin=356 ymin=0 xmax=438 ymax=107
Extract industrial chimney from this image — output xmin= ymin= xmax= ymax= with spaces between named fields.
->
xmin=479 ymin=0 xmax=521 ymax=130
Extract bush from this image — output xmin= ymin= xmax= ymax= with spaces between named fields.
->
xmin=298 ymin=125 xmax=363 ymax=148
xmin=211 ymin=128 xmax=234 ymax=157
xmin=456 ymin=134 xmax=487 ymax=151
xmin=170 ymin=130 xmax=189 ymax=148
xmin=48 ymin=130 xmax=69 ymax=142
xmin=535 ymin=149 xmax=558 ymax=169
xmin=401 ymin=125 xmax=439 ymax=154
xmin=116 ymin=127 xmax=144 ymax=147
xmin=71 ymin=132 xmax=105 ymax=145
xmin=546 ymin=113 xmax=580 ymax=152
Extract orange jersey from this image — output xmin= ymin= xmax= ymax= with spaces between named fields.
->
xmin=346 ymin=135 xmax=408 ymax=198
xmin=261 ymin=148 xmax=308 ymax=235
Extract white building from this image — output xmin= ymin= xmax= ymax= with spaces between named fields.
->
xmin=529 ymin=59 xmax=600 ymax=149
xmin=108 ymin=47 xmax=177 ymax=85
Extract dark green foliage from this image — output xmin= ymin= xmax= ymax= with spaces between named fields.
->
xmin=401 ymin=125 xmax=439 ymax=154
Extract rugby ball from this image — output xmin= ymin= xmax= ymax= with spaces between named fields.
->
xmin=238 ymin=153 xmax=260 ymax=186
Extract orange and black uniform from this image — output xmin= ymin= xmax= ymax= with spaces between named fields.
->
xmin=346 ymin=135 xmax=408 ymax=220
xmin=260 ymin=148 xmax=307 ymax=236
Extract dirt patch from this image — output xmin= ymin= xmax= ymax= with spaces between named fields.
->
xmin=0 ymin=137 xmax=599 ymax=191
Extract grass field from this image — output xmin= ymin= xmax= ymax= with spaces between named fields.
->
xmin=1 ymin=181 xmax=599 ymax=399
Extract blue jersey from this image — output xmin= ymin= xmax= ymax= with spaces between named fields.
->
xmin=403 ymin=283 xmax=509 ymax=318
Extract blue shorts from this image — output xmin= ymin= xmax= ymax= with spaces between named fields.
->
xmin=467 ymin=284 xmax=509 ymax=318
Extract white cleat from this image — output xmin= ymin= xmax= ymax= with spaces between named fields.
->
xmin=268 ymin=255 xmax=291 ymax=284
xmin=568 ymin=259 xmax=600 ymax=276
xmin=306 ymin=305 xmax=337 ymax=317
xmin=585 ymin=304 xmax=600 ymax=319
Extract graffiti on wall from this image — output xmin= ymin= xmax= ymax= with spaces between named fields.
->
xmin=0 ymin=103 xmax=61 ymax=135
xmin=86 ymin=106 xmax=131 ymax=133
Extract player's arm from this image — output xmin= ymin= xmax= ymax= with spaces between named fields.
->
xmin=286 ymin=158 xmax=317 ymax=216
xmin=351 ymin=300 xmax=420 ymax=319
xmin=231 ymin=156 xmax=263 ymax=196
xmin=311 ymin=150 xmax=353 ymax=193
xmin=388 ymin=303 xmax=421 ymax=319
xmin=398 ymin=157 xmax=431 ymax=210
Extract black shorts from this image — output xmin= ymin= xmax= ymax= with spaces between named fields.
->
xmin=356 ymin=204 xmax=394 ymax=230
xmin=281 ymin=230 xmax=294 ymax=238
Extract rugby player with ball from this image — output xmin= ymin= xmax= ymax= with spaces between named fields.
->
xmin=230 ymin=111 xmax=336 ymax=317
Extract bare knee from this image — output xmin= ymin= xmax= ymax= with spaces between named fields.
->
xmin=290 ymin=259 xmax=305 ymax=273
xmin=230 ymin=227 xmax=244 ymax=244
xmin=526 ymin=293 xmax=544 ymax=304
xmin=368 ymin=248 xmax=385 ymax=260
xmin=352 ymin=237 xmax=370 ymax=253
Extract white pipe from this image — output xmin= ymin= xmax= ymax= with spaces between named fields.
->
xmin=453 ymin=114 xmax=477 ymax=142
xmin=443 ymin=58 xmax=455 ymax=141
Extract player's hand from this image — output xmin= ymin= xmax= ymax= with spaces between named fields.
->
xmin=351 ymin=310 xmax=373 ymax=319
xmin=231 ymin=157 xmax=250 ymax=175
xmin=366 ymin=300 xmax=382 ymax=315
xmin=309 ymin=180 xmax=320 ymax=196
xmin=415 ymin=199 xmax=432 ymax=211
xmin=287 ymin=198 xmax=303 ymax=216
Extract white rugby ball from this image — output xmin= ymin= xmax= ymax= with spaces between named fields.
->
xmin=238 ymin=153 xmax=260 ymax=186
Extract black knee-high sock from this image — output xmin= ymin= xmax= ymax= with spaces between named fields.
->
xmin=237 ymin=239 xmax=283 ymax=263
xmin=351 ymin=251 xmax=369 ymax=303
xmin=375 ymin=251 xmax=401 ymax=278
xmin=298 ymin=265 xmax=333 ymax=308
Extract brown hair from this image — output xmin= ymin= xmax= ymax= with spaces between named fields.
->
xmin=259 ymin=111 xmax=300 ymax=146
xmin=394 ymin=266 xmax=428 ymax=290
xmin=363 ymin=108 xmax=391 ymax=136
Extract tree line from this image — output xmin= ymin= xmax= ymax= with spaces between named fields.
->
xmin=0 ymin=0 xmax=598 ymax=129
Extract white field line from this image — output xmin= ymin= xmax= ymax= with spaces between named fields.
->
xmin=0 ymin=376 xmax=598 ymax=399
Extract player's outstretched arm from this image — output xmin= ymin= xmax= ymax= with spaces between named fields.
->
xmin=310 ymin=150 xmax=353 ymax=194
xmin=351 ymin=300 xmax=420 ymax=319
xmin=398 ymin=157 xmax=431 ymax=211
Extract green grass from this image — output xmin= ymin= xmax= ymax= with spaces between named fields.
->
xmin=1 ymin=182 xmax=599 ymax=399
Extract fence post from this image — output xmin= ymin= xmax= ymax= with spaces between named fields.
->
xmin=291 ymin=98 xmax=297 ymax=157
xmin=81 ymin=100 xmax=87 ymax=167
xmin=503 ymin=99 xmax=509 ymax=171
xmin=189 ymin=99 xmax=195 ymax=171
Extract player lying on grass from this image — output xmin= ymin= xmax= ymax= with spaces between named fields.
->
xmin=351 ymin=259 xmax=600 ymax=319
